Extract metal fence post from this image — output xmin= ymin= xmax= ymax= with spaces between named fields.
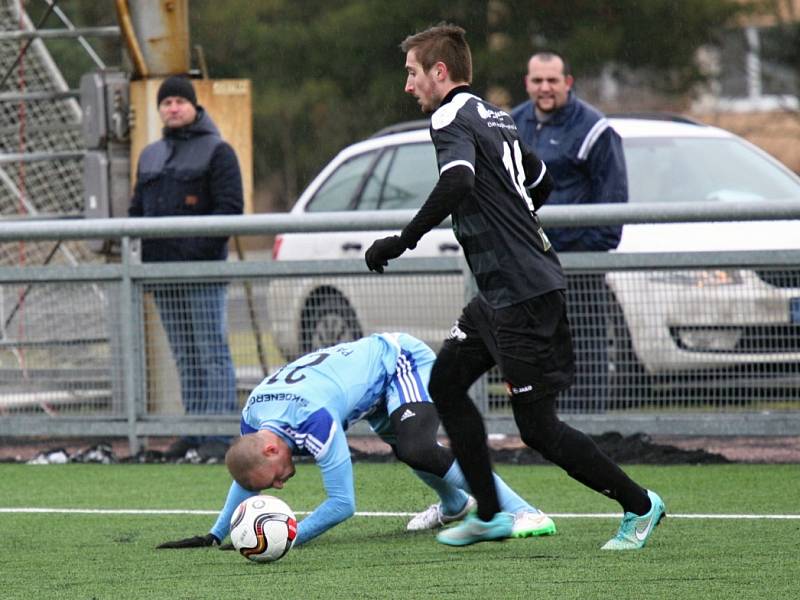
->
xmin=119 ymin=236 xmax=141 ymax=455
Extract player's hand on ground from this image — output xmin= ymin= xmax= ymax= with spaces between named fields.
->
xmin=156 ymin=533 xmax=219 ymax=549
xmin=365 ymin=235 xmax=407 ymax=273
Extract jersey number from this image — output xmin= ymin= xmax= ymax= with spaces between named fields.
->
xmin=266 ymin=353 xmax=329 ymax=385
xmin=501 ymin=140 xmax=534 ymax=212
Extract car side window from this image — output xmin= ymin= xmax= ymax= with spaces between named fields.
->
xmin=356 ymin=142 xmax=438 ymax=211
xmin=306 ymin=151 xmax=378 ymax=212
xmin=379 ymin=143 xmax=438 ymax=210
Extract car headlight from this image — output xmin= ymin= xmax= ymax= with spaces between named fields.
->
xmin=672 ymin=327 xmax=743 ymax=352
xmin=649 ymin=269 xmax=743 ymax=287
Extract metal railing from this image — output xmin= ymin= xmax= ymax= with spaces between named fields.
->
xmin=0 ymin=200 xmax=799 ymax=453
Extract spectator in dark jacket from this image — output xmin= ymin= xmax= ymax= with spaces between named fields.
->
xmin=129 ymin=75 xmax=244 ymax=458
xmin=512 ymin=52 xmax=628 ymax=412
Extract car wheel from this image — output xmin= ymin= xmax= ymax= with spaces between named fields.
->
xmin=300 ymin=293 xmax=362 ymax=354
xmin=607 ymin=299 xmax=651 ymax=407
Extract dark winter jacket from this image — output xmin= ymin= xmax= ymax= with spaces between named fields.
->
xmin=511 ymin=92 xmax=627 ymax=251
xmin=129 ymin=107 xmax=244 ymax=262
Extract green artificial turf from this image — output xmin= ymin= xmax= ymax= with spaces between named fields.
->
xmin=1 ymin=463 xmax=797 ymax=599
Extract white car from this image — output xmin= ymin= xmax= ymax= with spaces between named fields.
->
xmin=267 ymin=116 xmax=800 ymax=395
xmin=267 ymin=122 xmax=462 ymax=357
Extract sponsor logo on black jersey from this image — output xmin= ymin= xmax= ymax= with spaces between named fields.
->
xmin=476 ymin=102 xmax=517 ymax=130
xmin=505 ymin=382 xmax=533 ymax=396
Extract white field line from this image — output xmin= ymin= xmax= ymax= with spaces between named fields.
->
xmin=1 ymin=508 xmax=799 ymax=519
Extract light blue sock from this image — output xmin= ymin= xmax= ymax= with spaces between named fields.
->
xmin=412 ymin=469 xmax=470 ymax=516
xmin=442 ymin=461 xmax=538 ymax=515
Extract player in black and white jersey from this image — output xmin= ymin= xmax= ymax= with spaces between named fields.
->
xmin=365 ymin=23 xmax=665 ymax=550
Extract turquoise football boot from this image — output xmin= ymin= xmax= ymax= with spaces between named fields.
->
xmin=436 ymin=511 xmax=514 ymax=547
xmin=601 ymin=490 xmax=666 ymax=550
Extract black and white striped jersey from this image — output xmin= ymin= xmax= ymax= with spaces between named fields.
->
xmin=430 ymin=87 xmax=565 ymax=308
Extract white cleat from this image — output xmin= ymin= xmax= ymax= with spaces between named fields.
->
xmin=406 ymin=496 xmax=477 ymax=531
xmin=511 ymin=511 xmax=557 ymax=538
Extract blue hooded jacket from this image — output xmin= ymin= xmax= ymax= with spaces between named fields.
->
xmin=511 ymin=92 xmax=627 ymax=251
xmin=129 ymin=107 xmax=244 ymax=262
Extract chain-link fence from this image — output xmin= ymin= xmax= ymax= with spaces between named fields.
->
xmin=0 ymin=2 xmax=91 ymax=262
xmin=0 ymin=279 xmax=120 ymax=416
xmin=1 ymin=217 xmax=799 ymax=454
xmin=0 ymin=1 xmax=113 ymax=409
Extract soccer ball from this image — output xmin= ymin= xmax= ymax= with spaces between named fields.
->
xmin=229 ymin=495 xmax=297 ymax=563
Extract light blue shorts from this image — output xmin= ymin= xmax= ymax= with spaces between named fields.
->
xmin=367 ymin=334 xmax=436 ymax=444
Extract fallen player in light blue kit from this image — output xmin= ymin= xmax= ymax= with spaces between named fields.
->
xmin=157 ymin=332 xmax=556 ymax=548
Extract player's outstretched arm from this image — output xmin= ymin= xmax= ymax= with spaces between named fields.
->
xmin=155 ymin=480 xmax=256 ymax=549
xmin=295 ymin=431 xmax=356 ymax=545
xmin=365 ymin=166 xmax=473 ymax=273
xmin=208 ymin=480 xmax=258 ymax=543
xmin=156 ymin=533 xmax=220 ymax=549
xmin=365 ymin=235 xmax=408 ymax=273
xmin=296 ymin=460 xmax=356 ymax=545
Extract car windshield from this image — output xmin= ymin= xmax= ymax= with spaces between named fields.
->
xmin=306 ymin=151 xmax=378 ymax=212
xmin=306 ymin=142 xmax=437 ymax=212
xmin=623 ymin=137 xmax=800 ymax=204
xmin=358 ymin=143 xmax=438 ymax=210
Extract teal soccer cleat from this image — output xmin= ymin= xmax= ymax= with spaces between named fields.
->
xmin=436 ymin=511 xmax=514 ymax=547
xmin=601 ymin=490 xmax=666 ymax=550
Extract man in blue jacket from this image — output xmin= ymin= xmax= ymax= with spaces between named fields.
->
xmin=511 ymin=51 xmax=628 ymax=250
xmin=512 ymin=52 xmax=628 ymax=411
xmin=129 ymin=76 xmax=244 ymax=458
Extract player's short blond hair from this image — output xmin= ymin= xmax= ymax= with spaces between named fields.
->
xmin=225 ymin=434 xmax=264 ymax=491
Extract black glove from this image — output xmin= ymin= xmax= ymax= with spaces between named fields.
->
xmin=156 ymin=533 xmax=220 ymax=549
xmin=365 ymin=235 xmax=407 ymax=273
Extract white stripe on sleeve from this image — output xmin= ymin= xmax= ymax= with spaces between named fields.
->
xmin=526 ymin=160 xmax=547 ymax=189
xmin=577 ymin=118 xmax=609 ymax=161
xmin=440 ymin=159 xmax=474 ymax=175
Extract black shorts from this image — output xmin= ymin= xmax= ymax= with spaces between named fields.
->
xmin=442 ymin=290 xmax=575 ymax=401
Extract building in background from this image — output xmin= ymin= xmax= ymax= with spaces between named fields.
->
xmin=690 ymin=0 xmax=800 ymax=173
xmin=571 ymin=0 xmax=800 ymax=173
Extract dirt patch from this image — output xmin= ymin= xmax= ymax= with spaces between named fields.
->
xmin=651 ymin=435 xmax=800 ymax=464
xmin=347 ymin=433 xmax=800 ymax=465
xmin=347 ymin=432 xmax=733 ymax=465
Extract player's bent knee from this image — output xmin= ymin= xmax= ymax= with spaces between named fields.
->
xmin=394 ymin=440 xmax=442 ymax=473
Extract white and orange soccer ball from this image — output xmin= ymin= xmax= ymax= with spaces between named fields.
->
xmin=229 ymin=495 xmax=297 ymax=563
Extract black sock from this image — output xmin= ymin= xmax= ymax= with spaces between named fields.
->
xmin=437 ymin=393 xmax=500 ymax=521
xmin=555 ymin=424 xmax=650 ymax=515
xmin=513 ymin=395 xmax=650 ymax=515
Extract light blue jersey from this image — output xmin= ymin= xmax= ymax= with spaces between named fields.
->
xmin=210 ymin=333 xmax=435 ymax=545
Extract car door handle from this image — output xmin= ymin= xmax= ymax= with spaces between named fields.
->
xmin=341 ymin=242 xmax=363 ymax=251
xmin=438 ymin=243 xmax=460 ymax=253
